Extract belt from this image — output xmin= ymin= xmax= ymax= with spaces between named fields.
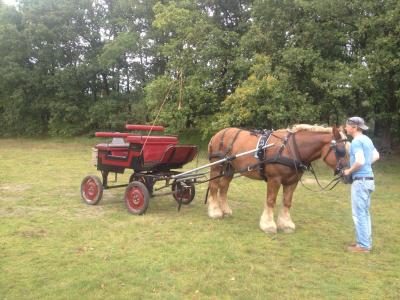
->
xmin=353 ymin=177 xmax=374 ymax=181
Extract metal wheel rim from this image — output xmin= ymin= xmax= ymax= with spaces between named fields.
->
xmin=82 ymin=178 xmax=99 ymax=202
xmin=126 ymin=186 xmax=145 ymax=211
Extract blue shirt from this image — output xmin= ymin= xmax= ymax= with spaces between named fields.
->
xmin=349 ymin=134 xmax=375 ymax=178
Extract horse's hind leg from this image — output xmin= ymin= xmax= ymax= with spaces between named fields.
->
xmin=259 ymin=180 xmax=280 ymax=234
xmin=277 ymin=182 xmax=297 ymax=233
xmin=207 ymin=166 xmax=224 ymax=219
xmin=219 ymin=175 xmax=233 ymax=216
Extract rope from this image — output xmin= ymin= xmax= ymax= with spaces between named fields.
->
xmin=178 ymin=69 xmax=183 ymax=110
xmin=140 ymin=79 xmax=176 ymax=156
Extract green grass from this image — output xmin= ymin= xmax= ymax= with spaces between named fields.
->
xmin=1 ymin=138 xmax=400 ymax=299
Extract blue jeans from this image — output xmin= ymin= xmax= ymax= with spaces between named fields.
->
xmin=351 ymin=179 xmax=375 ymax=250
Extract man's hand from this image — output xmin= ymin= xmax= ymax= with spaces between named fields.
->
xmin=343 ymin=168 xmax=351 ymax=176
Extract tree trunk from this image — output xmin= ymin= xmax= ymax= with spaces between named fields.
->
xmin=373 ymin=71 xmax=397 ymax=151
xmin=101 ymin=73 xmax=110 ymax=97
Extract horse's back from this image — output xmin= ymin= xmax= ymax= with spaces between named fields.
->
xmin=208 ymin=127 xmax=241 ymax=156
xmin=208 ymin=127 xmax=262 ymax=162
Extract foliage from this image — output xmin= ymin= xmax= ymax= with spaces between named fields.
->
xmin=0 ymin=0 xmax=399 ymax=147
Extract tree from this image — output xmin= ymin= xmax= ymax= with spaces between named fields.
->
xmin=355 ymin=0 xmax=400 ymax=149
xmin=0 ymin=0 xmax=398 ymax=148
xmin=145 ymin=0 xmax=252 ymax=133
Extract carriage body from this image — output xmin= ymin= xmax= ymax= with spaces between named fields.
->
xmin=81 ymin=125 xmax=198 ymax=215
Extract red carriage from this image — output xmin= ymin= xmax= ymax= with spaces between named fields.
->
xmin=81 ymin=122 xmax=348 ymax=234
xmin=80 ymin=124 xmax=198 ymax=215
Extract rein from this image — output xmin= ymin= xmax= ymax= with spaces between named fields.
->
xmin=282 ymin=131 xmax=345 ymax=192
xmin=301 ymin=164 xmax=342 ymax=192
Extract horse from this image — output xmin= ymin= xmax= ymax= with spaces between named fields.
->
xmin=206 ymin=124 xmax=349 ymax=234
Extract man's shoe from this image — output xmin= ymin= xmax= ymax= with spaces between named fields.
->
xmin=347 ymin=244 xmax=370 ymax=253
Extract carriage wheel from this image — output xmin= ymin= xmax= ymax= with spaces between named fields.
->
xmin=81 ymin=175 xmax=103 ymax=205
xmin=129 ymin=174 xmax=154 ymax=195
xmin=124 ymin=181 xmax=150 ymax=215
xmin=172 ymin=180 xmax=195 ymax=205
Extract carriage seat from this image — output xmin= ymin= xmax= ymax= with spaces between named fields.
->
xmin=95 ymin=143 xmax=130 ymax=157
xmin=95 ymin=132 xmax=130 ymax=157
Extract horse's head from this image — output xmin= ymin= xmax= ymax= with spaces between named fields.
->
xmin=321 ymin=125 xmax=350 ymax=176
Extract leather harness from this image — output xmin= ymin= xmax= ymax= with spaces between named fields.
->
xmin=209 ymin=129 xmax=310 ymax=181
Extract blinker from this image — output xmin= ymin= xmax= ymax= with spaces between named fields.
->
xmin=335 ymin=147 xmax=346 ymax=158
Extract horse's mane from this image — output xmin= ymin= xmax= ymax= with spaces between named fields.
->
xmin=288 ymin=124 xmax=332 ymax=133
xmin=287 ymin=124 xmax=347 ymax=141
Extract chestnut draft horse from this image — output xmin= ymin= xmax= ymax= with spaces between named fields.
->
xmin=207 ymin=125 xmax=349 ymax=234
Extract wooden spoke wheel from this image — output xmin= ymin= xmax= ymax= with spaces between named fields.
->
xmin=81 ymin=175 xmax=103 ymax=205
xmin=124 ymin=181 xmax=150 ymax=215
xmin=172 ymin=180 xmax=195 ymax=205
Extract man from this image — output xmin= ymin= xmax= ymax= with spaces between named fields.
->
xmin=343 ymin=116 xmax=380 ymax=253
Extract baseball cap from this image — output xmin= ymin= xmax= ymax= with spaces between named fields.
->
xmin=346 ymin=116 xmax=369 ymax=130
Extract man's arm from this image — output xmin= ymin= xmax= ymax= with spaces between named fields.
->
xmin=343 ymin=150 xmax=364 ymax=176
xmin=344 ymin=147 xmax=379 ymax=176
xmin=372 ymin=148 xmax=380 ymax=164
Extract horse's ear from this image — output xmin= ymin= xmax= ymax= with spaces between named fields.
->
xmin=332 ymin=125 xmax=341 ymax=140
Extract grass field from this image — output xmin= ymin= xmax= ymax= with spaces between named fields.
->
xmin=1 ymin=138 xmax=400 ymax=299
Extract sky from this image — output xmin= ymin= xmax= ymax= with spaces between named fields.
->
xmin=3 ymin=0 xmax=17 ymax=6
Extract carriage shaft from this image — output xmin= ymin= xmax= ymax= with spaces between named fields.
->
xmin=172 ymin=143 xmax=274 ymax=179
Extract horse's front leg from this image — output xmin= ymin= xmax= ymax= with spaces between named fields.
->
xmin=260 ymin=180 xmax=280 ymax=234
xmin=277 ymin=182 xmax=298 ymax=233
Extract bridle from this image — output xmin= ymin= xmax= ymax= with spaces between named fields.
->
xmin=322 ymin=137 xmax=349 ymax=176
xmin=300 ymin=134 xmax=349 ymax=191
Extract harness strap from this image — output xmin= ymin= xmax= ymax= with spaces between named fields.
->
xmin=209 ymin=129 xmax=243 ymax=160
xmin=208 ymin=152 xmax=225 ymax=160
xmin=208 ymin=129 xmax=244 ymax=182
xmin=226 ymin=129 xmax=243 ymax=155
xmin=219 ymin=128 xmax=228 ymax=153
xmin=255 ymin=131 xmax=272 ymax=181
xmin=265 ymin=156 xmax=309 ymax=170
xmin=266 ymin=131 xmax=310 ymax=171
xmin=291 ymin=132 xmax=302 ymax=163
xmin=273 ymin=131 xmax=292 ymax=162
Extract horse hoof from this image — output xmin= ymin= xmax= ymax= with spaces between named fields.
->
xmin=222 ymin=208 xmax=233 ymax=217
xmin=260 ymin=224 xmax=277 ymax=234
xmin=280 ymin=227 xmax=295 ymax=234
xmin=208 ymin=208 xmax=224 ymax=219
xmin=277 ymin=220 xmax=296 ymax=233
xmin=209 ymin=212 xmax=223 ymax=219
